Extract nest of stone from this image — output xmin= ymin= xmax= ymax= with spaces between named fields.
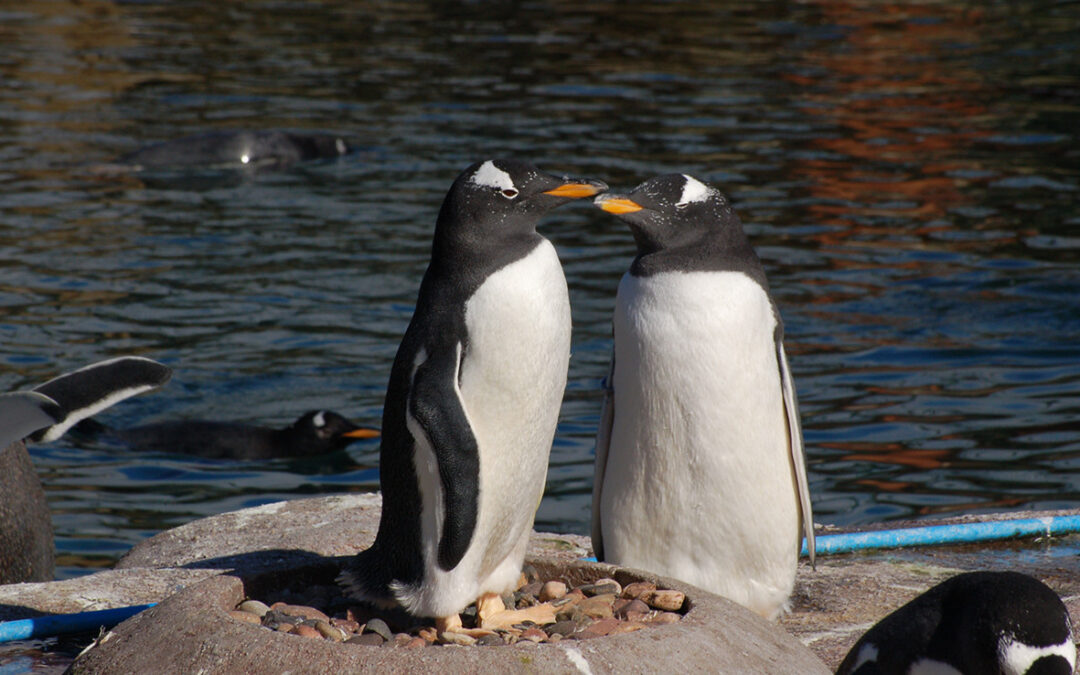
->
xmin=231 ymin=565 xmax=687 ymax=647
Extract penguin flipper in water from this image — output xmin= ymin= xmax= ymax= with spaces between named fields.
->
xmin=590 ymin=355 xmax=615 ymax=563
xmin=31 ymin=356 xmax=172 ymax=442
xmin=777 ymin=335 xmax=815 ymax=566
xmin=407 ymin=341 xmax=480 ymax=570
xmin=0 ymin=392 xmax=61 ymax=450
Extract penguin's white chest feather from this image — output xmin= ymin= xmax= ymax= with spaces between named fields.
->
xmin=460 ymin=239 xmax=571 ymax=533
xmin=403 ymin=239 xmax=570 ymax=617
xmin=601 ymin=270 xmax=800 ymax=618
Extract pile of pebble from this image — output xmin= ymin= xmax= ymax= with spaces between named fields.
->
xmin=231 ymin=568 xmax=686 ymax=647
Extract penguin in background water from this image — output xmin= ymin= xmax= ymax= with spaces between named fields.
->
xmin=836 ymin=571 xmax=1077 ymax=675
xmin=590 ymin=174 xmax=815 ymax=620
xmin=75 ymin=410 xmax=379 ymax=460
xmin=338 ymin=159 xmax=606 ymax=631
xmin=0 ymin=356 xmax=171 ymax=584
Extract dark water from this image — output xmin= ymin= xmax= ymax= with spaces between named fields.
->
xmin=1 ymin=0 xmax=1078 ymax=580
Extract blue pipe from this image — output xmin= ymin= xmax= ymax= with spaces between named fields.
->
xmin=0 ymin=603 xmax=155 ymax=644
xmin=800 ymin=514 xmax=1080 ymax=557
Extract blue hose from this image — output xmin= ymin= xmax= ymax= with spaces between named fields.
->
xmin=0 ymin=603 xmax=155 ymax=644
xmin=800 ymin=514 xmax=1080 ymax=557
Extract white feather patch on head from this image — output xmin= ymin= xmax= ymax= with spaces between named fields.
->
xmin=998 ymin=634 xmax=1077 ymax=675
xmin=469 ymin=160 xmax=515 ymax=190
xmin=676 ymin=174 xmax=711 ymax=207
xmin=313 ymin=411 xmax=326 ymax=428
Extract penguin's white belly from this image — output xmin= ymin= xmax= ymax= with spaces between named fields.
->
xmin=411 ymin=240 xmax=570 ymax=617
xmin=600 ymin=270 xmax=799 ymax=618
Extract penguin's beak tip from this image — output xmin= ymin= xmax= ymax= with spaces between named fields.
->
xmin=594 ymin=194 xmax=643 ymax=215
xmin=543 ymin=178 xmax=608 ymax=199
xmin=341 ymin=427 xmax=381 ymax=439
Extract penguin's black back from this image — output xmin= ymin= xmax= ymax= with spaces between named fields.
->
xmin=837 ymin=571 xmax=1074 ymax=675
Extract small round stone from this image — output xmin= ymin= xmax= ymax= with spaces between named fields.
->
xmin=236 ymin=600 xmax=270 ymax=617
xmin=621 ymin=581 xmax=657 ymax=599
xmin=438 ymin=631 xmax=477 ymax=646
xmin=346 ymin=633 xmax=385 ymax=646
xmin=476 ymin=633 xmax=504 ymax=646
xmin=290 ymin=624 xmax=322 ymax=640
xmin=641 ymin=590 xmax=685 ymax=612
xmin=270 ymin=603 xmax=330 ymax=623
xmin=520 ymin=628 xmax=547 ymax=643
xmin=539 ymin=581 xmax=567 ymax=602
xmin=404 ymin=637 xmax=428 ymax=649
xmin=228 ymin=610 xmax=262 ymax=625
xmin=314 ymin=620 xmax=347 ymax=642
xmin=363 ymin=618 xmax=393 ymax=642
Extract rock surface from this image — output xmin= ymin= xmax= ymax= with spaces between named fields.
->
xmin=0 ymin=440 xmax=54 ymax=584
xmin=1 ymin=494 xmax=1078 ymax=672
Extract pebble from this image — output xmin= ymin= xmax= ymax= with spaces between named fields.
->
xmin=363 ymin=618 xmax=393 ymax=642
xmin=544 ymin=620 xmax=580 ymax=638
xmin=580 ymin=578 xmax=622 ymax=597
xmin=575 ymin=617 xmax=621 ymax=640
xmin=641 ymin=590 xmax=685 ymax=612
xmin=417 ymin=626 xmax=438 ymax=644
xmin=228 ymin=610 xmax=262 ymax=625
xmin=576 ymin=594 xmax=616 ymax=619
xmin=246 ymin=573 xmax=685 ymax=647
xmin=236 ymin=600 xmax=270 ymax=617
xmin=621 ymin=581 xmax=657 ymax=599
xmin=615 ymin=598 xmax=651 ymax=621
xmin=314 ymin=620 xmax=347 ymax=642
xmin=650 ymin=611 xmax=682 ymax=625
xmin=438 ymin=631 xmax=476 ymax=646
xmin=476 ymin=633 xmax=504 ymax=646
xmin=330 ymin=618 xmax=359 ymax=633
xmin=520 ymin=628 xmax=547 ymax=643
xmin=270 ymin=602 xmax=330 ymax=623
xmin=538 ymin=580 xmax=567 ymax=602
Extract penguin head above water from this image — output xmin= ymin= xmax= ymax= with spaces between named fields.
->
xmin=435 ymin=159 xmax=608 ymax=251
xmin=594 ymin=174 xmax=766 ymax=283
xmin=282 ymin=410 xmax=380 ymax=456
xmin=593 ymin=173 xmax=742 ymax=254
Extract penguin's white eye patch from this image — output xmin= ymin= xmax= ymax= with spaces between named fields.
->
xmin=470 ymin=160 xmax=516 ymax=191
xmin=676 ymin=174 xmax=711 ymax=208
xmin=313 ymin=412 xmax=326 ymax=428
xmin=500 ymin=188 xmax=519 ymax=199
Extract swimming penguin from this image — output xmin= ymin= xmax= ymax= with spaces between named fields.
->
xmin=0 ymin=356 xmax=171 ymax=584
xmin=77 ymin=410 xmax=379 ymax=460
xmin=836 ymin=571 xmax=1077 ymax=675
xmin=110 ymin=130 xmax=351 ymax=172
xmin=590 ymin=174 xmax=815 ymax=620
xmin=337 ymin=159 xmax=606 ymax=631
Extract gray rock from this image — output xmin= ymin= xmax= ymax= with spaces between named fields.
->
xmin=0 ymin=440 xmax=54 ymax=584
xmin=362 ymin=618 xmax=392 ymax=642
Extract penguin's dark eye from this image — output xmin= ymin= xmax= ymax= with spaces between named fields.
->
xmin=500 ymin=188 xmax=519 ymax=199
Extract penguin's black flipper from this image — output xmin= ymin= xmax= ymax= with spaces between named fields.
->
xmin=31 ymin=356 xmax=172 ymax=442
xmin=408 ymin=343 xmax=480 ymax=572
xmin=0 ymin=391 xmax=62 ymax=449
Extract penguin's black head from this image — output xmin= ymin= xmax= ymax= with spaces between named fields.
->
xmin=288 ymin=410 xmax=380 ymax=455
xmin=437 ymin=159 xmax=607 ymax=244
xmin=594 ymin=173 xmax=741 ymax=255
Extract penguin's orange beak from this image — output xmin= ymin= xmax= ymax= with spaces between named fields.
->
xmin=544 ymin=182 xmax=607 ymax=199
xmin=595 ymin=195 xmax=643 ymax=214
xmin=341 ymin=427 xmax=380 ymax=439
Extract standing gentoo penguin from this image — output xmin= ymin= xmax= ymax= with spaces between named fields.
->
xmin=338 ymin=160 xmax=606 ymax=631
xmin=590 ymin=174 xmax=815 ymax=620
xmin=836 ymin=571 xmax=1077 ymax=675
xmin=0 ymin=356 xmax=171 ymax=584
xmin=76 ymin=410 xmax=379 ymax=460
